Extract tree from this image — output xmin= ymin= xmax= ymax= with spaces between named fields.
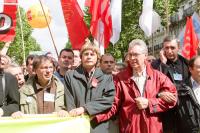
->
xmin=105 ymin=0 xmax=180 ymax=61
xmin=65 ymin=40 xmax=72 ymax=48
xmin=0 ymin=7 xmax=41 ymax=65
xmin=66 ymin=0 xmax=180 ymax=61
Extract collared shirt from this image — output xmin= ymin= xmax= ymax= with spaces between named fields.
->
xmin=54 ymin=71 xmax=64 ymax=83
xmin=131 ymin=67 xmax=147 ymax=96
xmin=191 ymin=77 xmax=200 ymax=104
xmin=35 ymin=79 xmax=52 ymax=90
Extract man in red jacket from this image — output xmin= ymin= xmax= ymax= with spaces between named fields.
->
xmin=94 ymin=39 xmax=177 ymax=133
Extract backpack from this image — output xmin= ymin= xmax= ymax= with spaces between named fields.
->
xmin=175 ymin=84 xmax=200 ymax=131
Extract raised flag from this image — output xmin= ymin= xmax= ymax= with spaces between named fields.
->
xmin=110 ymin=0 xmax=121 ymax=44
xmin=182 ymin=17 xmax=199 ymax=59
xmin=178 ymin=12 xmax=200 ymax=48
xmin=60 ymin=0 xmax=89 ymax=50
xmin=139 ymin=0 xmax=161 ymax=37
xmin=0 ymin=0 xmax=17 ymax=42
xmin=87 ymin=0 xmax=112 ymax=49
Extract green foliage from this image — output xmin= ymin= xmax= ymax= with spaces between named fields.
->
xmin=106 ymin=0 xmax=145 ymax=61
xmin=65 ymin=41 xmax=72 ymax=48
xmin=105 ymin=0 xmax=180 ymax=61
xmin=65 ymin=0 xmax=180 ymax=61
xmin=0 ymin=7 xmax=41 ymax=65
xmin=154 ymin=0 xmax=180 ymax=26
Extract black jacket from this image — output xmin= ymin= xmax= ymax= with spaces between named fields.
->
xmin=64 ymin=65 xmax=115 ymax=133
xmin=151 ymin=55 xmax=190 ymax=132
xmin=0 ymin=71 xmax=20 ymax=116
xmin=151 ymin=55 xmax=190 ymax=84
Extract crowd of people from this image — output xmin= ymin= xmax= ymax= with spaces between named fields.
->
xmin=0 ymin=36 xmax=199 ymax=133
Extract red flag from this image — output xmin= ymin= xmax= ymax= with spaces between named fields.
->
xmin=87 ymin=0 xmax=112 ymax=49
xmin=61 ymin=0 xmax=89 ymax=50
xmin=0 ymin=0 xmax=17 ymax=42
xmin=182 ymin=17 xmax=199 ymax=59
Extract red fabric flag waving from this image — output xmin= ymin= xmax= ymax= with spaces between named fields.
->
xmin=0 ymin=0 xmax=17 ymax=42
xmin=61 ymin=0 xmax=89 ymax=50
xmin=87 ymin=0 xmax=112 ymax=49
xmin=182 ymin=17 xmax=199 ymax=59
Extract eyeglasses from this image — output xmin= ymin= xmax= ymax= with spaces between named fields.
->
xmin=128 ymin=53 xmax=144 ymax=58
xmin=39 ymin=66 xmax=54 ymax=71
xmin=193 ymin=64 xmax=200 ymax=69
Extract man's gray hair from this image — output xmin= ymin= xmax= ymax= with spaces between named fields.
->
xmin=128 ymin=39 xmax=148 ymax=54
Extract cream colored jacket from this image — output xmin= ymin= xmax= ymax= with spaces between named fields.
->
xmin=19 ymin=75 xmax=65 ymax=114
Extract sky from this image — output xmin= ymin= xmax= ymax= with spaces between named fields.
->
xmin=18 ymin=0 xmax=68 ymax=58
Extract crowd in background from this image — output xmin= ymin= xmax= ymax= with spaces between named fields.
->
xmin=0 ymin=36 xmax=199 ymax=133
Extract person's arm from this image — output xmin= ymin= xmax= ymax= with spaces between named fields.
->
xmin=157 ymin=91 xmax=176 ymax=103
xmin=1 ymin=73 xmax=20 ymax=116
xmin=64 ymin=73 xmax=77 ymax=111
xmin=94 ymin=76 xmax=122 ymax=123
xmin=82 ymin=75 xmax=115 ymax=116
xmin=148 ymin=72 xmax=177 ymax=114
xmin=1 ymin=42 xmax=11 ymax=55
xmin=68 ymin=75 xmax=115 ymax=117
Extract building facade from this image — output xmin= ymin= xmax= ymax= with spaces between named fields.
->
xmin=147 ymin=0 xmax=198 ymax=57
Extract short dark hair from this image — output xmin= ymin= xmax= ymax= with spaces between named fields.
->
xmin=100 ymin=53 xmax=115 ymax=63
xmin=188 ymin=55 xmax=200 ymax=68
xmin=59 ymin=48 xmax=74 ymax=57
xmin=163 ymin=36 xmax=180 ymax=46
xmin=32 ymin=55 xmax=54 ymax=70
xmin=26 ymin=55 xmax=37 ymax=66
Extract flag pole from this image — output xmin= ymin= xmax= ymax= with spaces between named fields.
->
xmin=17 ymin=5 xmax=26 ymax=65
xmin=152 ymin=34 xmax=154 ymax=56
xmin=165 ymin=0 xmax=169 ymax=35
xmin=38 ymin=0 xmax=59 ymax=57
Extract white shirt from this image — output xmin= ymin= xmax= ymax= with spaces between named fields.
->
xmin=191 ymin=77 xmax=200 ymax=104
xmin=131 ymin=67 xmax=147 ymax=96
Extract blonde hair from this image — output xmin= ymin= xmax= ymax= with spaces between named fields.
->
xmin=80 ymin=41 xmax=100 ymax=60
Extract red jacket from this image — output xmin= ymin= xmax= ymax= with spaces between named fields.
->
xmin=95 ymin=63 xmax=177 ymax=133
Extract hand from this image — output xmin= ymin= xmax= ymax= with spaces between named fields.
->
xmin=159 ymin=49 xmax=167 ymax=64
xmin=4 ymin=41 xmax=11 ymax=47
xmin=0 ymin=108 xmax=3 ymax=117
xmin=11 ymin=111 xmax=24 ymax=119
xmin=135 ymin=97 xmax=149 ymax=110
xmin=69 ymin=107 xmax=85 ymax=117
xmin=158 ymin=91 xmax=176 ymax=103
xmin=56 ymin=110 xmax=69 ymax=117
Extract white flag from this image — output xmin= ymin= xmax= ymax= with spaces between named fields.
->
xmin=110 ymin=0 xmax=122 ymax=44
xmin=142 ymin=0 xmax=153 ymax=11
xmin=139 ymin=0 xmax=161 ymax=37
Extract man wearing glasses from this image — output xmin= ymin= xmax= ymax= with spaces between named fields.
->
xmin=17 ymin=55 xmax=66 ymax=115
xmin=94 ymin=39 xmax=177 ymax=133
